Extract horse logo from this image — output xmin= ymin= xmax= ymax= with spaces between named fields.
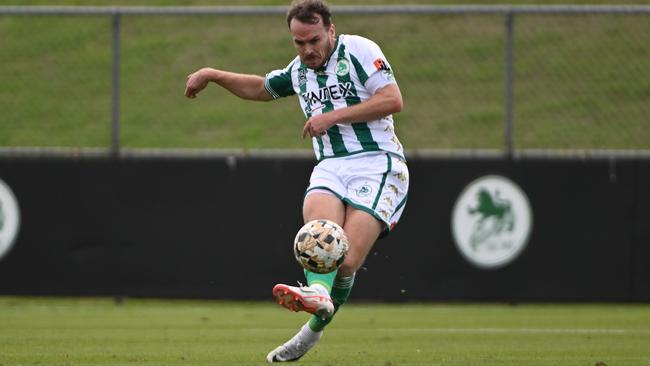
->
xmin=468 ymin=188 xmax=515 ymax=251
xmin=355 ymin=185 xmax=372 ymax=197
xmin=451 ymin=175 xmax=532 ymax=269
xmin=336 ymin=59 xmax=350 ymax=77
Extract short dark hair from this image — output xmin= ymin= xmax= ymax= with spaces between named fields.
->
xmin=286 ymin=0 xmax=332 ymax=29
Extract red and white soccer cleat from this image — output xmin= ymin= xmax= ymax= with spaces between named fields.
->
xmin=272 ymin=283 xmax=334 ymax=320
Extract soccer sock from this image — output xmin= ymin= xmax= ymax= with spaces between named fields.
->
xmin=304 ymin=269 xmax=337 ymax=293
xmin=299 ymin=322 xmax=323 ymax=341
xmin=308 ymin=273 xmax=356 ymax=332
xmin=330 ymin=273 xmax=355 ymax=306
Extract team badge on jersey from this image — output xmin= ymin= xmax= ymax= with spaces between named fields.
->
xmin=336 ymin=59 xmax=350 ymax=76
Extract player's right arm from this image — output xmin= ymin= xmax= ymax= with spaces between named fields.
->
xmin=185 ymin=67 xmax=273 ymax=101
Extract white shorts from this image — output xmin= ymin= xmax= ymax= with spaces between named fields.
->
xmin=305 ymin=152 xmax=409 ymax=237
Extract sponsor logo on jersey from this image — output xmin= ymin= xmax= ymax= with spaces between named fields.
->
xmin=373 ymin=58 xmax=390 ymax=71
xmin=0 ymin=178 xmax=20 ymax=262
xmin=301 ymin=82 xmax=356 ymax=105
xmin=373 ymin=58 xmax=394 ymax=81
xmin=451 ymin=175 xmax=532 ymax=269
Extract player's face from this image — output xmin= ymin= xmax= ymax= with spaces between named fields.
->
xmin=289 ymin=17 xmax=336 ymax=69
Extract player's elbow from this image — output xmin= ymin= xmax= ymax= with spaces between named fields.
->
xmin=378 ymin=84 xmax=403 ymax=114
xmin=388 ymin=94 xmax=403 ymax=114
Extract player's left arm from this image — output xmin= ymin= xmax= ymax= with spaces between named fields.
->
xmin=302 ymin=83 xmax=403 ymax=138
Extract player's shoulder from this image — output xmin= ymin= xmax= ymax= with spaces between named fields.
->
xmin=287 ymin=56 xmax=301 ymax=71
xmin=340 ymin=34 xmax=383 ymax=54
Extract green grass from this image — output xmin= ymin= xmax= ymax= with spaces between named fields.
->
xmin=1 ymin=297 xmax=650 ymax=365
xmin=1 ymin=2 xmax=649 ymax=150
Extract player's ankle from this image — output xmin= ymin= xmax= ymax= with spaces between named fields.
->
xmin=302 ymin=322 xmax=323 ymax=337
xmin=310 ymin=284 xmax=330 ymax=297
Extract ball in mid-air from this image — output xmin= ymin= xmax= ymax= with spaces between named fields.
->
xmin=294 ymin=219 xmax=349 ymax=273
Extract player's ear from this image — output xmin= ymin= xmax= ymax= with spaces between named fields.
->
xmin=329 ymin=24 xmax=336 ymax=38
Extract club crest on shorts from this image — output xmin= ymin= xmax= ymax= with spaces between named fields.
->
xmin=0 ymin=178 xmax=20 ymax=262
xmin=355 ymin=185 xmax=372 ymax=197
xmin=451 ymin=175 xmax=532 ymax=269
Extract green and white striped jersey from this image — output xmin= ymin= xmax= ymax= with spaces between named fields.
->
xmin=264 ymin=34 xmax=404 ymax=161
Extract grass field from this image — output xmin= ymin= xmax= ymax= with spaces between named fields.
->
xmin=1 ymin=1 xmax=649 ymax=151
xmin=1 ymin=297 xmax=650 ymax=366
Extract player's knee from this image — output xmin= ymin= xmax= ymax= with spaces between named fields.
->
xmin=339 ymin=253 xmax=364 ymax=276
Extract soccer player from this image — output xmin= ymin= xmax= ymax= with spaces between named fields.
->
xmin=184 ymin=0 xmax=409 ymax=362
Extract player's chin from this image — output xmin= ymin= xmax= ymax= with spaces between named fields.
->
xmin=304 ymin=58 xmax=321 ymax=69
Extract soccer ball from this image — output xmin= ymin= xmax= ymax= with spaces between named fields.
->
xmin=293 ymin=219 xmax=349 ymax=273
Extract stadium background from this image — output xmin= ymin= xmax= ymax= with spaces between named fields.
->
xmin=1 ymin=2 xmax=650 ymax=366
xmin=0 ymin=2 xmax=649 ymax=302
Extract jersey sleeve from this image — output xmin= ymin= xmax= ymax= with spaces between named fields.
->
xmin=347 ymin=35 xmax=397 ymax=93
xmin=264 ymin=60 xmax=297 ymax=99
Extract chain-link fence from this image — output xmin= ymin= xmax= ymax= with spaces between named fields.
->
xmin=1 ymin=6 xmax=649 ymax=156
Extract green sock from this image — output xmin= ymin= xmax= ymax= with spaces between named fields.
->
xmin=330 ymin=273 xmax=355 ymax=305
xmin=304 ymin=269 xmax=337 ymax=292
xmin=308 ymin=273 xmax=355 ymax=332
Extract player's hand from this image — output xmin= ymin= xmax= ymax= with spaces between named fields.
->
xmin=184 ymin=69 xmax=210 ymax=99
xmin=302 ymin=114 xmax=334 ymax=139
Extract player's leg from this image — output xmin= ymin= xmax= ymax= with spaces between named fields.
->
xmin=268 ymin=154 xmax=408 ymax=362
xmin=339 ymin=205 xmax=383 ymax=276
xmin=302 ymin=191 xmax=346 ymax=223
xmin=308 ymin=206 xmax=382 ymax=331
xmin=335 ymin=205 xmax=383 ymax=306
xmin=267 ymin=192 xmax=345 ymax=363
xmin=272 ymin=192 xmax=344 ymax=316
xmin=309 ymin=153 xmax=409 ymax=332
xmin=301 ymin=191 xmax=346 ymax=298
xmin=268 ymin=205 xmax=382 ymax=363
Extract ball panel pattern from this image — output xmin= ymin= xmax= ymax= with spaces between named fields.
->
xmin=293 ymin=219 xmax=349 ymax=273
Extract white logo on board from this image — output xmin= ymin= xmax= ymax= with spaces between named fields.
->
xmin=0 ymin=178 xmax=20 ymax=261
xmin=451 ymin=175 xmax=532 ymax=269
